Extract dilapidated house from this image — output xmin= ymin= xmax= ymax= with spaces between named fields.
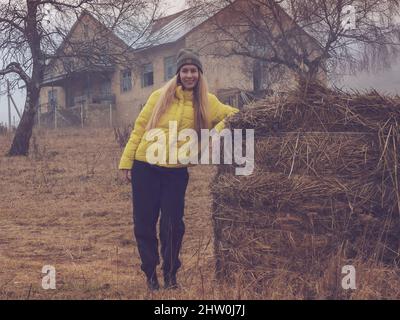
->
xmin=39 ymin=1 xmax=326 ymax=128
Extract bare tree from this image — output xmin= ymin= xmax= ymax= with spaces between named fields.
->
xmin=0 ymin=0 xmax=160 ymax=156
xmin=186 ymin=0 xmax=400 ymax=82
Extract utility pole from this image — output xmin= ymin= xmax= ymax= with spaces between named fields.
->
xmin=5 ymin=80 xmax=21 ymax=130
xmin=9 ymin=94 xmax=21 ymax=119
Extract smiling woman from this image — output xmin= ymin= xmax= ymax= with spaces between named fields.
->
xmin=179 ymin=65 xmax=199 ymax=90
xmin=118 ymin=48 xmax=239 ymax=291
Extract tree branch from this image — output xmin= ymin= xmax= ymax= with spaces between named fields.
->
xmin=0 ymin=62 xmax=31 ymax=85
xmin=0 ymin=16 xmax=25 ymax=34
xmin=38 ymin=0 xmax=93 ymax=10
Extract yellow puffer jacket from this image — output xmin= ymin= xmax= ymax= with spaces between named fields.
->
xmin=119 ymin=85 xmax=239 ymax=169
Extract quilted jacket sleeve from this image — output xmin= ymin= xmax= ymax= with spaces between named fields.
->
xmin=118 ymin=90 xmax=161 ymax=170
xmin=209 ymin=94 xmax=239 ymax=132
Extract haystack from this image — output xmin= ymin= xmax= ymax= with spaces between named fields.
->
xmin=211 ymin=81 xmax=400 ymax=296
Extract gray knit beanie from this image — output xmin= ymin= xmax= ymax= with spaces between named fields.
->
xmin=176 ymin=48 xmax=203 ymax=74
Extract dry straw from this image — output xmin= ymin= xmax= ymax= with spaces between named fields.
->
xmin=211 ymin=81 xmax=400 ymax=297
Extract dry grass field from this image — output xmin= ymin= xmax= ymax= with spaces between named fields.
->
xmin=1 ymin=127 xmax=400 ymax=300
xmin=0 ymin=127 xmax=244 ymax=300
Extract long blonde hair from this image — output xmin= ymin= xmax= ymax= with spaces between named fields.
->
xmin=145 ymin=73 xmax=210 ymax=133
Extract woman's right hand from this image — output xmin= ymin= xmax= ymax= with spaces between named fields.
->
xmin=121 ymin=169 xmax=132 ymax=183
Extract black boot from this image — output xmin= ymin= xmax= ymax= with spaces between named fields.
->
xmin=164 ymin=273 xmax=178 ymax=290
xmin=146 ymin=273 xmax=160 ymax=291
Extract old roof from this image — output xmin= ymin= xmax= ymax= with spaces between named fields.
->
xmin=150 ymin=8 xmax=191 ymax=34
xmin=133 ymin=5 xmax=220 ymax=50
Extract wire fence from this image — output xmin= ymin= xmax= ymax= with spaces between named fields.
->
xmin=36 ymin=102 xmax=116 ymax=129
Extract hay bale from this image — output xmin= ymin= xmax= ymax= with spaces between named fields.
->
xmin=211 ymin=82 xmax=400 ymax=296
xmin=254 ymin=133 xmax=379 ymax=178
xmin=213 ymin=171 xmax=396 ymax=215
xmin=229 ymin=84 xmax=400 ymax=135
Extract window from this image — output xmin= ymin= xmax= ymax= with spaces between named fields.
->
xmin=48 ymin=89 xmax=58 ymax=111
xmin=164 ymin=56 xmax=176 ymax=81
xmin=64 ymin=58 xmax=75 ymax=72
xmin=120 ymin=69 xmax=132 ymax=93
xmin=83 ymin=24 xmax=89 ymax=39
xmin=142 ymin=63 xmax=154 ymax=88
xmin=101 ymin=78 xmax=112 ymax=95
xmin=247 ymin=28 xmax=267 ymax=56
xmin=83 ymin=76 xmax=91 ymax=96
xmin=253 ymin=59 xmax=268 ymax=92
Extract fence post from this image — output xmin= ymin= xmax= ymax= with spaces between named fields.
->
xmin=86 ymin=103 xmax=89 ymax=127
xmin=38 ymin=104 xmax=41 ymax=128
xmin=110 ymin=103 xmax=113 ymax=128
xmin=81 ymin=102 xmax=84 ymax=128
xmin=54 ymin=104 xmax=57 ymax=129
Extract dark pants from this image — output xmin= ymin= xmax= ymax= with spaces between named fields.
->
xmin=131 ymin=160 xmax=189 ymax=279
